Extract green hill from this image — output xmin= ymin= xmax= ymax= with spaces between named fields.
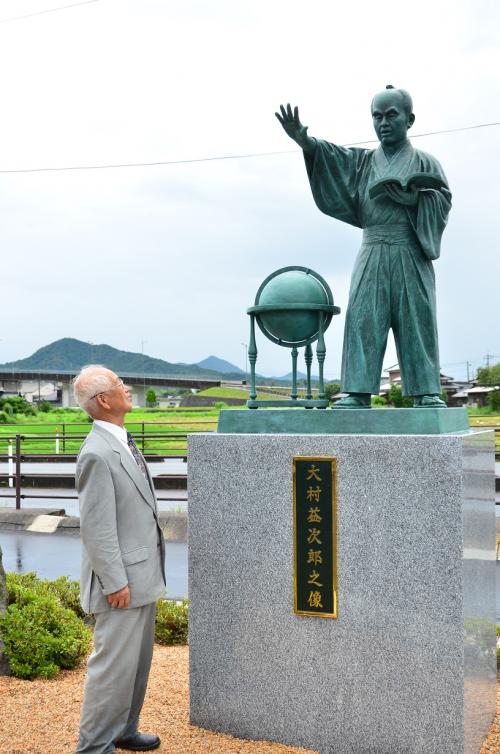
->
xmin=0 ymin=338 xmax=243 ymax=380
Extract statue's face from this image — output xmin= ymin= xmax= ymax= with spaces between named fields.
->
xmin=371 ymin=91 xmax=414 ymax=148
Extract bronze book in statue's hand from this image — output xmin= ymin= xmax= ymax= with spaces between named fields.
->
xmin=368 ymin=172 xmax=446 ymax=200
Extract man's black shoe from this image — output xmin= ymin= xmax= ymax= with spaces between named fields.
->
xmin=115 ymin=731 xmax=161 ymax=751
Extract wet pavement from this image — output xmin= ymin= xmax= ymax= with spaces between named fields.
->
xmin=0 ymin=530 xmax=187 ymax=600
xmin=0 ymin=488 xmax=187 ymax=516
xmin=0 ymin=457 xmax=188 ymax=477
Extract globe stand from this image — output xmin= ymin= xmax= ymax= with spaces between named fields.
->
xmin=245 ymin=266 xmax=340 ymax=409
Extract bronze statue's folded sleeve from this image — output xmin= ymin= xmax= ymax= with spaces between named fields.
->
xmin=411 ymin=182 xmax=452 ymax=261
xmin=303 ymin=139 xmax=372 ymax=228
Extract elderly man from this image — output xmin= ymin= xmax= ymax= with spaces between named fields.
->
xmin=276 ymin=86 xmax=452 ymax=407
xmin=73 ymin=365 xmax=165 ymax=754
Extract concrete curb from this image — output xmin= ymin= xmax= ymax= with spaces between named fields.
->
xmin=0 ymin=509 xmax=187 ymax=543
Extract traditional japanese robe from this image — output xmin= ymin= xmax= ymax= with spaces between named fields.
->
xmin=304 ymin=139 xmax=452 ymax=396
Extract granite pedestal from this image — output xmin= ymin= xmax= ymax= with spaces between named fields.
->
xmin=188 ymin=427 xmax=495 ymax=754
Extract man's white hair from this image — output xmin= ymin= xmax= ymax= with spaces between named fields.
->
xmin=73 ymin=365 xmax=116 ymax=414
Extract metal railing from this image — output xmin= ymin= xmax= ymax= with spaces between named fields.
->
xmin=0 ymin=424 xmax=217 ymax=509
xmin=0 ymin=419 xmax=217 ymax=453
xmin=0 ymin=422 xmax=497 ymax=510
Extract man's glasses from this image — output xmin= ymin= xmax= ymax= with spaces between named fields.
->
xmin=89 ymin=379 xmax=125 ymax=401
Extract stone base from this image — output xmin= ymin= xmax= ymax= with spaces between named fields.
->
xmin=188 ymin=430 xmax=495 ymax=754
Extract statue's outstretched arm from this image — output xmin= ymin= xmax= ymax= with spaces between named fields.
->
xmin=275 ymin=103 xmax=316 ymax=156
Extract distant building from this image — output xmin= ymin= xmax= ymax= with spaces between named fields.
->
xmin=158 ymin=396 xmax=182 ymax=409
xmin=459 ymin=385 xmax=499 ymax=408
xmin=0 ymin=378 xmax=61 ymax=404
xmin=379 ymin=364 xmax=471 ymax=403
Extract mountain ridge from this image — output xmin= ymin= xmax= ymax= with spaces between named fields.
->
xmin=0 ymin=339 xmax=339 ymax=385
xmin=196 ymin=355 xmax=244 ymax=374
xmin=0 ymin=338 xmax=244 ymax=380
xmin=0 ymin=338 xmax=274 ymax=382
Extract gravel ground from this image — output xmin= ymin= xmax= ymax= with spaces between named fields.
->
xmin=0 ymin=645 xmax=314 ymax=754
xmin=0 ymin=645 xmax=497 ymax=754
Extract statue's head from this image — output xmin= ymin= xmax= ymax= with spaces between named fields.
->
xmin=371 ymin=85 xmax=415 ymax=148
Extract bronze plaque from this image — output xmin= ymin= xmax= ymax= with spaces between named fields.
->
xmin=293 ymin=457 xmax=338 ymax=618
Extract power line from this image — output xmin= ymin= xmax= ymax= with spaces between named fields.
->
xmin=344 ymin=120 xmax=500 ymax=146
xmin=0 ymin=0 xmax=99 ymax=25
xmin=0 ymin=120 xmax=498 ymax=175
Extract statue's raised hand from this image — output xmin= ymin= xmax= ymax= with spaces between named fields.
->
xmin=275 ymin=104 xmax=313 ymax=152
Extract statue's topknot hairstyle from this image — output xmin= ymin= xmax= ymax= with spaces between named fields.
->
xmin=375 ymin=84 xmax=413 ymax=116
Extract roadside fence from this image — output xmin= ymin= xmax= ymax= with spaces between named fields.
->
xmin=0 ymin=422 xmax=217 ymax=510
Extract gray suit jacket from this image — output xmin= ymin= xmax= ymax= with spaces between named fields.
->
xmin=76 ymin=423 xmax=166 ymax=614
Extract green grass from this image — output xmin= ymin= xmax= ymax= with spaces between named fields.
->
xmin=468 ymin=412 xmax=500 ymax=426
xmin=197 ymin=386 xmax=285 ymax=401
xmin=197 ymin=387 xmax=247 ymax=398
xmin=0 ymin=407 xmax=220 ymax=456
xmin=1 ymin=408 xmax=498 ymax=457
xmin=468 ymin=413 xmax=500 ymax=450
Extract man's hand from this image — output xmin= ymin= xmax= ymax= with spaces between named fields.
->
xmin=384 ymin=182 xmax=419 ymax=207
xmin=275 ymin=104 xmax=315 ymax=154
xmin=107 ymin=585 xmax=130 ymax=609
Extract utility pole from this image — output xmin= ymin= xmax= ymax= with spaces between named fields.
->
xmin=484 ymin=353 xmax=500 ymax=370
xmin=141 ymin=340 xmax=147 ymax=407
xmin=466 ymin=361 xmax=471 ymax=383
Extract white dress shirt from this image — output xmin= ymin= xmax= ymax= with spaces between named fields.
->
xmin=93 ymin=419 xmax=134 ymax=458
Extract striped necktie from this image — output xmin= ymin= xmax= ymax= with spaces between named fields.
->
xmin=127 ymin=432 xmax=149 ymax=480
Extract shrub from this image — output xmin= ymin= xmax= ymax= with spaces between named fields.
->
xmin=6 ymin=572 xmax=85 ymax=619
xmin=0 ymin=586 xmax=91 ymax=679
xmin=325 ymin=382 xmax=341 ymax=402
xmin=37 ymin=400 xmax=52 ymax=413
xmin=146 ymin=389 xmax=157 ymax=407
xmin=371 ymin=395 xmax=387 ymax=407
xmin=388 ymin=385 xmax=413 ymax=408
xmin=6 ymin=571 xmax=39 ymax=598
xmin=477 ymin=364 xmax=500 ymax=387
xmin=50 ymin=576 xmax=84 ymax=617
xmin=0 ymin=395 xmax=37 ymax=416
xmin=44 ymin=575 xmax=85 ymax=619
xmin=155 ymin=598 xmax=188 ymax=645
xmin=487 ymin=390 xmax=500 ymax=412
xmin=0 ymin=411 xmax=9 ymax=424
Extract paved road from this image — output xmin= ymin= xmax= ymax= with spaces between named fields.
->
xmin=0 ymin=457 xmax=187 ymax=477
xmin=0 ymin=488 xmax=187 ymax=515
xmin=0 ymin=458 xmax=187 ymax=513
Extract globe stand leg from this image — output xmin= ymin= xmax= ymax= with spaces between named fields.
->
xmin=305 ymin=343 xmax=313 ymax=405
xmin=291 ymin=347 xmax=298 ymax=401
xmin=248 ymin=314 xmax=258 ymax=405
xmin=317 ymin=313 xmax=326 ymax=406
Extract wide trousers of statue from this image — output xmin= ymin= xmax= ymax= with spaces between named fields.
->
xmin=341 ymin=227 xmax=441 ymax=397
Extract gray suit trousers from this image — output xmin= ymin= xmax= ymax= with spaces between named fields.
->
xmin=76 ymin=602 xmax=156 ymax=754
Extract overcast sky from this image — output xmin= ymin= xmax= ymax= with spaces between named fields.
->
xmin=1 ymin=0 xmax=498 ymax=380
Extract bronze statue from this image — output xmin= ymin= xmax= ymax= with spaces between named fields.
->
xmin=276 ymin=86 xmax=452 ymax=408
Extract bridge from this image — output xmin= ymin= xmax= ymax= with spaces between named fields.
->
xmin=0 ymin=368 xmax=222 ymax=407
